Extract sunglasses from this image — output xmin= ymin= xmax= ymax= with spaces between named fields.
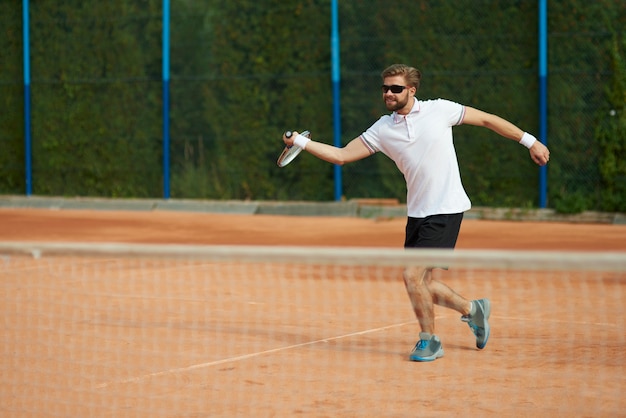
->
xmin=381 ymin=84 xmax=409 ymax=93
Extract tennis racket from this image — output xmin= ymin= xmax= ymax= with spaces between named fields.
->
xmin=277 ymin=130 xmax=310 ymax=168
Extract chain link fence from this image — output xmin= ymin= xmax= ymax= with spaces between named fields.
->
xmin=1 ymin=1 xmax=624 ymax=211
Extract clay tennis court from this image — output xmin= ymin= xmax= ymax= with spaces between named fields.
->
xmin=1 ymin=208 xmax=625 ymax=417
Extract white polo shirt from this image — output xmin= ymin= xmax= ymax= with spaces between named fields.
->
xmin=360 ymin=98 xmax=471 ymax=218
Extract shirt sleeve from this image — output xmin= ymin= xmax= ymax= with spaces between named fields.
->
xmin=359 ymin=136 xmax=377 ymax=154
xmin=436 ymin=99 xmax=466 ymax=126
xmin=360 ymin=115 xmax=389 ymax=153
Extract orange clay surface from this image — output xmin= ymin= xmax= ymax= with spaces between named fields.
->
xmin=2 ymin=207 xmax=625 ymax=250
xmin=1 ymin=208 xmax=625 ymax=417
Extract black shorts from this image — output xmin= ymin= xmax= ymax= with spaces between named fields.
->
xmin=404 ymin=213 xmax=464 ymax=249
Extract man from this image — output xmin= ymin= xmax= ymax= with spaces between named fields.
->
xmin=283 ymin=64 xmax=550 ymax=362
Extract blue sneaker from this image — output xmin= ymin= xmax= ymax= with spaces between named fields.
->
xmin=409 ymin=332 xmax=444 ymax=362
xmin=461 ymin=298 xmax=491 ymax=349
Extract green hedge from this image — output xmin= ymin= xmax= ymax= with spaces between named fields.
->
xmin=0 ymin=0 xmax=624 ymax=212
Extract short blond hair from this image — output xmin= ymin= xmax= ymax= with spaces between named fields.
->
xmin=381 ymin=64 xmax=422 ymax=90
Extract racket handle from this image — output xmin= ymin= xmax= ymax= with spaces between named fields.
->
xmin=285 ymin=131 xmax=293 ymax=138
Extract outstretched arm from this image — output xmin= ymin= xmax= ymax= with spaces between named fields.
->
xmin=462 ymin=107 xmax=550 ymax=166
xmin=283 ymin=132 xmax=372 ymax=166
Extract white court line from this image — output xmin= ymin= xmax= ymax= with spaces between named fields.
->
xmin=95 ymin=320 xmax=414 ymax=389
xmin=94 ymin=313 xmax=620 ymax=389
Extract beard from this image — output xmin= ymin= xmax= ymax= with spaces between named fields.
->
xmin=384 ymin=94 xmax=409 ymax=112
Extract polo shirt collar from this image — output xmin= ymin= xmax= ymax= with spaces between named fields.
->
xmin=392 ymin=97 xmax=420 ymax=124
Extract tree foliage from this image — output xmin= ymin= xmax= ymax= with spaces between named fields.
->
xmin=0 ymin=0 xmax=624 ymax=212
xmin=0 ymin=3 xmax=24 ymax=192
xmin=595 ymin=35 xmax=626 ymax=212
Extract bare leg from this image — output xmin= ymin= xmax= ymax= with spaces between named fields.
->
xmin=403 ymin=266 xmax=472 ymax=334
xmin=403 ymin=267 xmax=435 ymax=333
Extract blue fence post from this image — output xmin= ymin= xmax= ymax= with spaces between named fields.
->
xmin=538 ymin=0 xmax=548 ymax=208
xmin=162 ymin=0 xmax=171 ymax=199
xmin=331 ymin=0 xmax=342 ymax=201
xmin=23 ymin=0 xmax=32 ymax=196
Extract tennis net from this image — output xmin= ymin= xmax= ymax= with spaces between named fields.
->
xmin=1 ymin=242 xmax=624 ymax=417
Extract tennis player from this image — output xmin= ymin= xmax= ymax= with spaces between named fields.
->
xmin=283 ymin=64 xmax=550 ymax=362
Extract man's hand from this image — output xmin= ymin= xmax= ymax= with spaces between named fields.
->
xmin=283 ymin=131 xmax=300 ymax=147
xmin=529 ymin=141 xmax=550 ymax=166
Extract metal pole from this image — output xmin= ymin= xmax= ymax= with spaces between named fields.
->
xmin=23 ymin=0 xmax=32 ymax=196
xmin=331 ymin=0 xmax=342 ymax=201
xmin=538 ymin=0 xmax=548 ymax=207
xmin=162 ymin=0 xmax=171 ymax=199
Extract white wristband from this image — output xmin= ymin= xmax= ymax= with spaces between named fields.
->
xmin=519 ymin=132 xmax=537 ymax=149
xmin=294 ymin=134 xmax=311 ymax=150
